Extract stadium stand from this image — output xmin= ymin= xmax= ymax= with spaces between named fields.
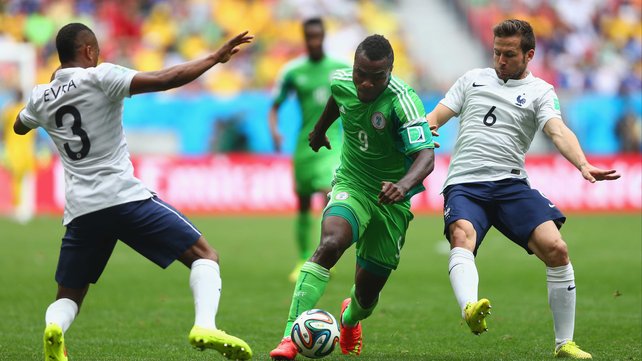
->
xmin=0 ymin=0 xmax=640 ymax=154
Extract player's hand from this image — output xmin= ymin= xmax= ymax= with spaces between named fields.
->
xmin=214 ymin=31 xmax=254 ymax=63
xmin=429 ymin=124 xmax=441 ymax=148
xmin=579 ymin=163 xmax=621 ymax=183
xmin=308 ymin=130 xmax=331 ymax=152
xmin=378 ymin=181 xmax=406 ymax=204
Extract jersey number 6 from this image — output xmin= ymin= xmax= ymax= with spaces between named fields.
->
xmin=483 ymin=106 xmax=497 ymax=127
xmin=55 ymin=105 xmax=91 ymax=160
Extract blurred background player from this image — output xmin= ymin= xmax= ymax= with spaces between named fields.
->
xmin=270 ymin=34 xmax=435 ymax=360
xmin=14 ymin=23 xmax=253 ymax=361
xmin=427 ymin=19 xmax=620 ymax=359
xmin=1 ymin=88 xmax=35 ymax=223
xmin=269 ymin=17 xmax=349 ymax=282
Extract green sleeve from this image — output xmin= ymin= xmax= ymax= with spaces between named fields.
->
xmin=394 ymin=89 xmax=434 ymax=155
xmin=273 ymin=69 xmax=293 ymax=105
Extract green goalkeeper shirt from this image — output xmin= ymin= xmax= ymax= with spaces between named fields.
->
xmin=330 ymin=69 xmax=434 ymax=199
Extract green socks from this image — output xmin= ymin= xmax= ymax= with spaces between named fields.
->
xmin=283 ymin=262 xmax=330 ymax=337
xmin=342 ymin=285 xmax=378 ymax=327
xmin=296 ymin=212 xmax=312 ymax=260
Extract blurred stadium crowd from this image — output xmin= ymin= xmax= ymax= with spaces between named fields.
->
xmin=0 ymin=0 xmax=413 ymax=94
xmin=0 ymin=0 xmax=640 ymax=154
xmin=454 ymin=0 xmax=641 ymax=96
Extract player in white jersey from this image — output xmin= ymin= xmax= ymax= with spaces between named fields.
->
xmin=426 ymin=19 xmax=620 ymax=359
xmin=13 ymin=23 xmax=254 ymax=361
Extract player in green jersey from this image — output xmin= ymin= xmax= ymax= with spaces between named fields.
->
xmin=270 ymin=34 xmax=435 ymax=360
xmin=269 ymin=18 xmax=349 ymax=282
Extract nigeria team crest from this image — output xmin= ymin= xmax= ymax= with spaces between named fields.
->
xmin=371 ymin=112 xmax=386 ymax=129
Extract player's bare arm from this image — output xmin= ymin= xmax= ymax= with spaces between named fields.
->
xmin=309 ymin=96 xmax=340 ymax=152
xmin=13 ymin=111 xmax=31 ymax=135
xmin=425 ymin=103 xmax=456 ymax=149
xmin=543 ymin=117 xmax=621 ymax=183
xmin=130 ymin=31 xmax=253 ymax=95
xmin=378 ymin=148 xmax=435 ymax=204
xmin=268 ymin=103 xmax=283 ymax=152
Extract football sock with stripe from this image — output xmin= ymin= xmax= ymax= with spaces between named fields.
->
xmin=283 ymin=261 xmax=330 ymax=337
xmin=45 ymin=298 xmax=78 ymax=332
xmin=190 ymin=259 xmax=221 ymax=330
xmin=547 ymin=263 xmax=576 ymax=347
xmin=342 ymin=285 xmax=378 ymax=327
xmin=448 ymin=247 xmax=479 ymax=317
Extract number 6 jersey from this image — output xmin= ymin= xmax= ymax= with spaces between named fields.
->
xmin=439 ymin=67 xmax=562 ymax=191
xmin=19 ymin=63 xmax=153 ymax=224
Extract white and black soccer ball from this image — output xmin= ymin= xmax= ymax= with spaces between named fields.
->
xmin=291 ymin=309 xmax=340 ymax=359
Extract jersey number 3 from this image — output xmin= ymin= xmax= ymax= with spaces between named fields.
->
xmin=55 ymin=105 xmax=91 ymax=160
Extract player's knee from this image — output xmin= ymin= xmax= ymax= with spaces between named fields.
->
xmin=449 ymin=224 xmax=475 ymax=250
xmin=312 ymin=234 xmax=350 ymax=266
xmin=195 ymin=240 xmax=219 ymax=262
xmin=180 ymin=237 xmax=219 ymax=266
xmin=543 ymin=238 xmax=569 ymax=267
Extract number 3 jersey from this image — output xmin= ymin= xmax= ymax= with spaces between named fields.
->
xmin=439 ymin=67 xmax=562 ymax=191
xmin=19 ymin=63 xmax=153 ymax=224
xmin=330 ymin=70 xmax=434 ymax=200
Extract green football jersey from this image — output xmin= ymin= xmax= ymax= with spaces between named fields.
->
xmin=330 ymin=69 xmax=434 ymax=199
xmin=273 ymin=56 xmax=349 ymax=164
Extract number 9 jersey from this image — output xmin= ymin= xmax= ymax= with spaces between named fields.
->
xmin=330 ymin=69 xmax=434 ymax=200
xmin=19 ymin=63 xmax=153 ymax=225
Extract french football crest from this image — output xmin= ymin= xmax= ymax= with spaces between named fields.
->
xmin=515 ymin=93 xmax=527 ymax=106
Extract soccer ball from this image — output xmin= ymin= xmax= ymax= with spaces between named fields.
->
xmin=291 ymin=309 xmax=340 ymax=359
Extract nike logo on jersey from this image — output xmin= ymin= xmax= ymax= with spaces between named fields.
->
xmin=472 ymin=82 xmax=485 ymax=87
xmin=567 ymin=285 xmax=576 ymax=291
xmin=548 ymin=203 xmax=556 ymax=208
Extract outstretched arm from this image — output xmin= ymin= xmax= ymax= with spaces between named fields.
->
xmin=425 ymin=103 xmax=456 ymax=148
xmin=308 ymin=96 xmax=340 ymax=152
xmin=379 ymin=148 xmax=435 ymax=204
xmin=543 ymin=117 xmax=620 ymax=183
xmin=129 ymin=31 xmax=253 ymax=95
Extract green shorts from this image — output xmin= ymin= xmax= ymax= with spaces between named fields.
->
xmin=293 ymin=156 xmax=340 ymax=195
xmin=322 ymin=183 xmax=413 ymax=277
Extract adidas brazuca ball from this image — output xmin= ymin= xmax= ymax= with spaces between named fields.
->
xmin=291 ymin=309 xmax=340 ymax=359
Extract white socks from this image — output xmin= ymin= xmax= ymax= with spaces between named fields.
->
xmin=45 ymin=298 xmax=78 ymax=333
xmin=449 ymin=247 xmax=576 ymax=346
xmin=448 ymin=247 xmax=479 ymax=318
xmin=547 ymin=263 xmax=576 ymax=347
xmin=190 ymin=259 xmax=221 ymax=330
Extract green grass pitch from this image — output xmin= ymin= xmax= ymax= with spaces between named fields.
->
xmin=0 ymin=214 xmax=640 ymax=361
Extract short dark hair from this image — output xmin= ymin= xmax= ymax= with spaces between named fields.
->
xmin=493 ymin=19 xmax=536 ymax=53
xmin=56 ymin=23 xmax=94 ymax=63
xmin=303 ymin=17 xmax=323 ymax=30
xmin=356 ymin=34 xmax=394 ymax=66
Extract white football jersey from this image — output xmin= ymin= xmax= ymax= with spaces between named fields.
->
xmin=19 ymin=63 xmax=153 ymax=224
xmin=440 ymin=68 xmax=562 ymax=191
